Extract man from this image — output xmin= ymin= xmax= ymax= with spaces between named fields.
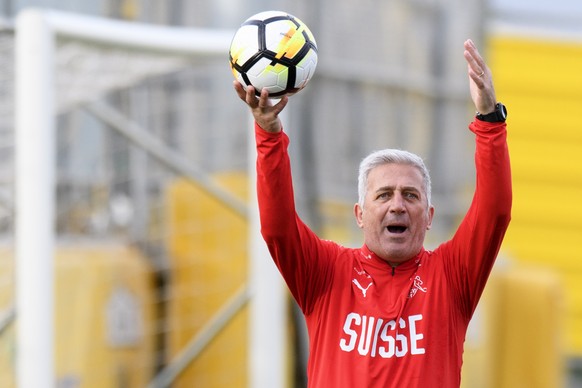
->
xmin=234 ymin=39 xmax=511 ymax=387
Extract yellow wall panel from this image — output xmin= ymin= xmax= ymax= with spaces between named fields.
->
xmin=489 ymin=34 xmax=582 ymax=356
xmin=461 ymin=266 xmax=564 ymax=388
xmin=502 ymin=95 xmax=582 ymax=140
xmin=0 ymin=244 xmax=156 ymax=388
xmin=492 ymin=38 xmax=582 ymax=93
xmin=495 ymin=267 xmax=564 ymax=388
xmin=55 ymin=245 xmax=156 ymax=388
xmin=509 ymin=140 xmax=582 ymax=184
xmin=165 ymin=172 xmax=249 ymax=388
xmin=0 ymin=247 xmax=15 ymax=388
xmin=510 ymin=183 xmax=582 ymax=226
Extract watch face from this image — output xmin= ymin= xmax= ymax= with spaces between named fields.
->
xmin=499 ymin=104 xmax=507 ymax=119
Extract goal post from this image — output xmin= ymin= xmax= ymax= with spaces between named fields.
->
xmin=14 ymin=8 xmax=287 ymax=388
xmin=15 ymin=9 xmax=55 ymax=388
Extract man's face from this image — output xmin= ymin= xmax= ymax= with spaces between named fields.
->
xmin=354 ymin=163 xmax=434 ymax=265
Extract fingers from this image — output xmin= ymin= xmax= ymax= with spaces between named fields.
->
xmin=233 ymin=81 xmax=272 ymax=109
xmin=233 ymin=80 xmax=259 ymax=106
xmin=233 ymin=80 xmax=247 ymax=100
xmin=232 ymin=81 xmax=287 ymax=133
xmin=463 ymin=39 xmax=497 ymax=114
xmin=257 ymin=88 xmax=270 ymax=109
xmin=273 ymin=95 xmax=289 ymax=115
xmin=257 ymin=88 xmax=288 ymax=115
xmin=463 ymin=39 xmax=488 ymax=82
xmin=233 ymin=80 xmax=288 ymax=113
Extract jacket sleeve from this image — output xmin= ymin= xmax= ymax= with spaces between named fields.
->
xmin=443 ymin=120 xmax=512 ymax=319
xmin=255 ymin=123 xmax=336 ymax=314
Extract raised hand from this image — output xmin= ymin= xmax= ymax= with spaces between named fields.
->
xmin=233 ymin=81 xmax=289 ymax=133
xmin=463 ymin=39 xmax=497 ymax=115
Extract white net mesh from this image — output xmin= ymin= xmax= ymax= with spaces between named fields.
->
xmin=54 ymin=40 xmax=190 ymax=112
xmin=0 ymin=31 xmax=14 ymax=236
xmin=0 ymin=16 xmax=252 ymax=387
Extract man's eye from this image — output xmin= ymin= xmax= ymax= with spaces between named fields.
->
xmin=404 ymin=192 xmax=419 ymax=199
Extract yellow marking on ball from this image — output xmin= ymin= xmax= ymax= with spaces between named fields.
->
xmin=275 ymin=25 xmax=306 ymax=60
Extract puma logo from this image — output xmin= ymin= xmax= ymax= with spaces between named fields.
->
xmin=353 ymin=279 xmax=373 ymax=298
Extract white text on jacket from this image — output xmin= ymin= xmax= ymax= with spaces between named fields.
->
xmin=339 ymin=313 xmax=425 ymax=358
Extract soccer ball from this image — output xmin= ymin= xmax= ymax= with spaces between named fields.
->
xmin=229 ymin=10 xmax=318 ymax=98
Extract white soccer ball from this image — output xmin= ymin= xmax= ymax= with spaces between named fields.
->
xmin=229 ymin=10 xmax=318 ymax=98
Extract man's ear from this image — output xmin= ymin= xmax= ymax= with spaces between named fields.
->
xmin=426 ymin=205 xmax=435 ymax=230
xmin=354 ymin=203 xmax=364 ymax=228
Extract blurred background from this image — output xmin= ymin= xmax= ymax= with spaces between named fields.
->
xmin=0 ymin=0 xmax=580 ymax=387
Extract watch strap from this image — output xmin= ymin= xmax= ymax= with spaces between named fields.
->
xmin=476 ymin=102 xmax=507 ymax=123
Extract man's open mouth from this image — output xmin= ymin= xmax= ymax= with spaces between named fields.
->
xmin=387 ymin=225 xmax=407 ymax=234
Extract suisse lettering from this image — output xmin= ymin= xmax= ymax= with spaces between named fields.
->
xmin=339 ymin=313 xmax=425 ymax=358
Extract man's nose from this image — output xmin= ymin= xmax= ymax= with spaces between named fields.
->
xmin=389 ymin=193 xmax=406 ymax=213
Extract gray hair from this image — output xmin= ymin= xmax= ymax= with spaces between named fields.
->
xmin=357 ymin=149 xmax=432 ymax=208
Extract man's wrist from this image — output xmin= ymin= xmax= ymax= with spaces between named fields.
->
xmin=476 ymin=102 xmax=507 ymax=123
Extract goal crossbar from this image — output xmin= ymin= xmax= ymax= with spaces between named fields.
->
xmin=32 ymin=8 xmax=234 ymax=56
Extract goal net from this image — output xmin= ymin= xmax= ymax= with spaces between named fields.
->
xmin=0 ymin=8 xmax=287 ymax=388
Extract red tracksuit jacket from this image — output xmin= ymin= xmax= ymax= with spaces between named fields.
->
xmin=255 ymin=119 xmax=511 ymax=387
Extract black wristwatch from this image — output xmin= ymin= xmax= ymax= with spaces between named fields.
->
xmin=476 ymin=102 xmax=507 ymax=122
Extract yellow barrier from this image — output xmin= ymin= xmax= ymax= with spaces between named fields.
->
xmin=165 ymin=173 xmax=249 ymax=387
xmin=0 ymin=246 xmax=15 ymax=388
xmin=461 ymin=263 xmax=564 ymax=388
xmin=0 ymin=244 xmax=156 ymax=388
